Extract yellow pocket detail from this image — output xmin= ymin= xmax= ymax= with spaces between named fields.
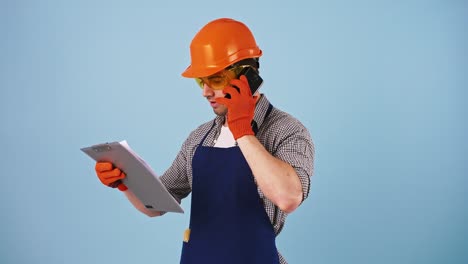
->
xmin=183 ymin=228 xmax=191 ymax=242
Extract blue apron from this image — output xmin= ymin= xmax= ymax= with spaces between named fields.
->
xmin=180 ymin=105 xmax=279 ymax=264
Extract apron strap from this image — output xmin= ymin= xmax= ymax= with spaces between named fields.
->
xmin=252 ymin=103 xmax=273 ymax=135
xmin=199 ymin=120 xmax=217 ymax=146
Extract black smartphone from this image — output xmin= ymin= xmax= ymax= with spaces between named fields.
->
xmin=225 ymin=67 xmax=263 ymax=98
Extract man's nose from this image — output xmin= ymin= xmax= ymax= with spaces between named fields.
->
xmin=202 ymin=84 xmax=214 ymax=97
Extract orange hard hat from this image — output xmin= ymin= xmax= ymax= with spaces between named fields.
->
xmin=181 ymin=18 xmax=262 ymax=78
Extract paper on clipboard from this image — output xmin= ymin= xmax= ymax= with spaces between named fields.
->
xmin=81 ymin=140 xmax=184 ymax=213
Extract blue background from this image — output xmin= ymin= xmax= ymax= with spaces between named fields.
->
xmin=1 ymin=1 xmax=466 ymax=263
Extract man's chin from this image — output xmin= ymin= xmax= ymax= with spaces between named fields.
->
xmin=213 ymin=108 xmax=227 ymax=116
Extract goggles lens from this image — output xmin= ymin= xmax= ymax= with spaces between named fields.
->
xmin=194 ymin=65 xmax=252 ymax=90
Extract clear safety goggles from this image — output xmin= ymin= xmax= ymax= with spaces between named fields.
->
xmin=194 ymin=65 xmax=253 ymax=90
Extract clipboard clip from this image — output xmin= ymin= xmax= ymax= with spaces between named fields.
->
xmin=92 ymin=144 xmax=112 ymax=152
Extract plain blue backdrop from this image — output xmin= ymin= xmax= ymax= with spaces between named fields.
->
xmin=1 ymin=1 xmax=466 ymax=263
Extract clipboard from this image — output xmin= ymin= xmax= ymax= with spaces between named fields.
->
xmin=81 ymin=140 xmax=184 ymax=213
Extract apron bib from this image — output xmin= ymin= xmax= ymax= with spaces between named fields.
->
xmin=180 ymin=105 xmax=278 ymax=264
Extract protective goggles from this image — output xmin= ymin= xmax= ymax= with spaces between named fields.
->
xmin=195 ymin=65 xmax=253 ymax=90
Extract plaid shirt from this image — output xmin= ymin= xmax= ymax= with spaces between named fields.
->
xmin=160 ymin=95 xmax=314 ymax=264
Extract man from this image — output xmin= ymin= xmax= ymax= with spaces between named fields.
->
xmin=95 ymin=18 xmax=314 ymax=264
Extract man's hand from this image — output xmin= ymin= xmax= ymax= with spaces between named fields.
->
xmin=95 ymin=161 xmax=128 ymax=191
xmin=215 ymin=75 xmax=257 ymax=140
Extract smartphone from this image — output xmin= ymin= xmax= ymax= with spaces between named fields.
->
xmin=225 ymin=67 xmax=263 ymax=99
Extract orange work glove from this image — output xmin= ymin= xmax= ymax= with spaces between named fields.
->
xmin=95 ymin=161 xmax=128 ymax=191
xmin=215 ymin=75 xmax=257 ymax=140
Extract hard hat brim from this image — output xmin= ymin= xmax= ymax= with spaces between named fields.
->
xmin=181 ymin=49 xmax=262 ymax=78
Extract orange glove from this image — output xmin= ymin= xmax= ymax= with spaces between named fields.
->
xmin=215 ymin=75 xmax=257 ymax=140
xmin=95 ymin=161 xmax=128 ymax=191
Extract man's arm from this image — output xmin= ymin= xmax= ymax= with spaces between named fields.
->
xmin=237 ymin=135 xmax=303 ymax=213
xmin=215 ymin=76 xmax=313 ymax=213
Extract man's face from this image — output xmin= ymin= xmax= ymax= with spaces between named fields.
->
xmin=197 ymin=68 xmax=237 ymax=116
xmin=202 ymin=82 xmax=228 ymax=116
